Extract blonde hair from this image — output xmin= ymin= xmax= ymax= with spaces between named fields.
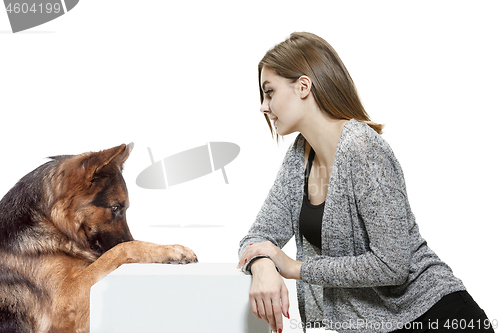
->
xmin=258 ymin=32 xmax=383 ymax=138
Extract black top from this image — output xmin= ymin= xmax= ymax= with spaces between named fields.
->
xmin=298 ymin=148 xmax=324 ymax=249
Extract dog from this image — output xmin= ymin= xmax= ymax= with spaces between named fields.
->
xmin=0 ymin=143 xmax=197 ymax=333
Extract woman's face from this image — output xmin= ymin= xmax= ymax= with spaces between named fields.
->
xmin=260 ymin=66 xmax=305 ymax=136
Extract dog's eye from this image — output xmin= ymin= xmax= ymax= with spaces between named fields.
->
xmin=110 ymin=206 xmax=119 ymax=212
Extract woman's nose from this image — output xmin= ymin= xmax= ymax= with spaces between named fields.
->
xmin=260 ymin=100 xmax=270 ymax=114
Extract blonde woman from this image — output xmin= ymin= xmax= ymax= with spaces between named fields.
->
xmin=238 ymin=32 xmax=494 ymax=333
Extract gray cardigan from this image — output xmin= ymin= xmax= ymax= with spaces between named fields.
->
xmin=239 ymin=119 xmax=465 ymax=332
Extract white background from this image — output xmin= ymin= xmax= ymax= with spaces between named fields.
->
xmin=1 ymin=1 xmax=498 ymax=331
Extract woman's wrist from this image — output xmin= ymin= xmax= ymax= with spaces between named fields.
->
xmin=250 ymin=257 xmax=278 ymax=276
xmin=281 ymin=260 xmax=303 ymax=280
xmin=251 ymin=257 xmax=303 ymax=281
xmin=293 ymin=260 xmax=303 ymax=280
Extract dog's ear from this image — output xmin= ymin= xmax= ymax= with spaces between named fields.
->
xmin=118 ymin=142 xmax=134 ymax=166
xmin=82 ymin=143 xmax=134 ymax=183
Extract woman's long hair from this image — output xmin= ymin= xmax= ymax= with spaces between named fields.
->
xmin=258 ymin=32 xmax=383 ymax=138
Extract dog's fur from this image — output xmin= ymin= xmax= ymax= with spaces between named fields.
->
xmin=0 ymin=143 xmax=197 ymax=333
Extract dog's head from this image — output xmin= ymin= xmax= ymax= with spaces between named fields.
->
xmin=48 ymin=143 xmax=135 ymax=257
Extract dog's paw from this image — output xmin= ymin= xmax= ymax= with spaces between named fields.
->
xmin=162 ymin=244 xmax=198 ymax=264
xmin=121 ymin=241 xmax=198 ymax=264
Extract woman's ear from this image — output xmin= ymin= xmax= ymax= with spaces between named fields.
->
xmin=298 ymin=75 xmax=312 ymax=99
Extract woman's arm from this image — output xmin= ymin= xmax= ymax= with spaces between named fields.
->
xmin=238 ymin=241 xmax=302 ymax=280
xmin=244 ymin=128 xmax=414 ymax=288
xmin=242 ymin=182 xmax=411 ymax=287
xmin=301 ymin=128 xmax=413 ymax=287
xmin=301 ymin=184 xmax=412 ymax=287
xmin=237 ymin=181 xmax=294 ymax=333
xmin=237 ymin=141 xmax=301 ymax=333
xmin=238 ymin=144 xmax=297 ymax=271
xmin=248 ymin=258 xmax=290 ymax=333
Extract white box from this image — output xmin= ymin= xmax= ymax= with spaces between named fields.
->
xmin=90 ymin=263 xmax=270 ymax=333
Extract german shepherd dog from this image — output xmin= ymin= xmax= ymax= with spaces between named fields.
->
xmin=0 ymin=143 xmax=197 ymax=333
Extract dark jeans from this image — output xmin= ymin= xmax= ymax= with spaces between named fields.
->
xmin=393 ymin=291 xmax=495 ymax=332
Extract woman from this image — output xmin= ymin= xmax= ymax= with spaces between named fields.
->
xmin=237 ymin=32 xmax=494 ymax=333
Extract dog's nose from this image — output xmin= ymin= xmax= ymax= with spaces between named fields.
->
xmin=121 ymin=222 xmax=134 ymax=242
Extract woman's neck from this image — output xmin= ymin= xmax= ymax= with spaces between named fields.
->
xmin=300 ymin=110 xmax=349 ymax=169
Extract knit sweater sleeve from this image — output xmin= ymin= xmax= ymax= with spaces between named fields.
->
xmin=238 ymin=144 xmax=296 ymax=265
xmin=300 ymin=126 xmax=413 ymax=288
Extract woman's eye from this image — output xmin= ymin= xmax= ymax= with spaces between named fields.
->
xmin=264 ymin=89 xmax=273 ymax=97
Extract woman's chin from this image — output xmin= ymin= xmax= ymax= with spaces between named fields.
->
xmin=276 ymin=126 xmax=294 ymax=137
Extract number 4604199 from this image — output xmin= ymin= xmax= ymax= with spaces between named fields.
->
xmin=5 ymin=3 xmax=62 ymax=14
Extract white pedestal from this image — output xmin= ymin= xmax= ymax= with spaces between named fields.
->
xmin=90 ymin=263 xmax=270 ymax=333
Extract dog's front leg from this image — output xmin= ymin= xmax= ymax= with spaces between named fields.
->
xmin=51 ymin=240 xmax=197 ymax=332
xmin=82 ymin=240 xmax=197 ymax=284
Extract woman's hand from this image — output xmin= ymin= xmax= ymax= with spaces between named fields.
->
xmin=249 ymin=258 xmax=290 ymax=333
xmin=238 ymin=241 xmax=302 ymax=280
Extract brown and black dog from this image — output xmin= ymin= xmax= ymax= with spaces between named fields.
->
xmin=0 ymin=143 xmax=197 ymax=333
